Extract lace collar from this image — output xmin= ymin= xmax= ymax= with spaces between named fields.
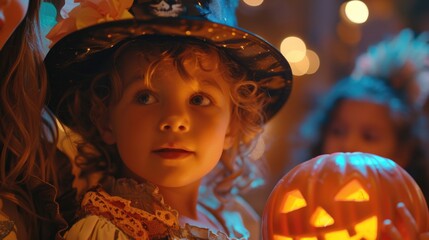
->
xmin=84 ymin=177 xmax=246 ymax=239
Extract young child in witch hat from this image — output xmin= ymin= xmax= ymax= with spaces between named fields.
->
xmin=44 ymin=0 xmax=292 ymax=239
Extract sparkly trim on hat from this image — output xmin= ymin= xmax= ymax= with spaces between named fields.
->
xmin=44 ymin=0 xmax=292 ymax=123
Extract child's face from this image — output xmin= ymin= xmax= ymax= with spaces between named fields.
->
xmin=0 ymin=0 xmax=29 ymax=49
xmin=322 ymin=99 xmax=400 ymax=163
xmin=100 ymin=52 xmax=234 ymax=188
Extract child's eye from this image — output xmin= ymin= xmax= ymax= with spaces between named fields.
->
xmin=190 ymin=94 xmax=211 ymax=106
xmin=327 ymin=124 xmax=346 ymax=137
xmin=135 ymin=90 xmax=157 ymax=105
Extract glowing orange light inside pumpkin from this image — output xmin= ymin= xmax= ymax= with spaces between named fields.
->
xmin=262 ymin=153 xmax=429 ymax=240
xmin=310 ymin=207 xmax=334 ymax=227
xmin=354 ymin=216 xmax=377 ymax=239
xmin=324 ymin=229 xmax=351 ymax=239
xmin=273 ymin=235 xmax=292 ymax=240
xmin=335 ymin=179 xmax=369 ymax=202
xmin=323 ymin=216 xmax=377 ymax=240
xmin=263 ymin=153 xmax=429 ymax=240
xmin=282 ymin=189 xmax=307 ymax=213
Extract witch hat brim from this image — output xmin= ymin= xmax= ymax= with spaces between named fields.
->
xmin=45 ymin=17 xmax=292 ymax=124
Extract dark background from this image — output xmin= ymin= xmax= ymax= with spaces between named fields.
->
xmin=236 ymin=0 xmax=429 ymax=214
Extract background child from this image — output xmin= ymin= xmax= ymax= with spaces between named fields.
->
xmin=293 ymin=29 xmax=429 ymax=202
xmin=0 ymin=0 xmax=76 ymax=239
xmin=44 ymin=0 xmax=292 ymax=239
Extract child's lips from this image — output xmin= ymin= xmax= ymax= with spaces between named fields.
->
xmin=152 ymin=148 xmax=193 ymax=159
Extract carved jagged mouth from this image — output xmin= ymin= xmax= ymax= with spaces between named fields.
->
xmin=274 ymin=216 xmax=377 ymax=240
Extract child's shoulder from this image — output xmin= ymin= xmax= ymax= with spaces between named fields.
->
xmin=223 ymin=196 xmax=261 ymax=240
xmin=199 ymin=191 xmax=260 ymax=240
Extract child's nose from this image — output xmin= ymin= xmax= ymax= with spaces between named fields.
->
xmin=159 ymin=116 xmax=189 ymax=132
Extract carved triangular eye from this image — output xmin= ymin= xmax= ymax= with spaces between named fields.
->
xmin=334 ymin=179 xmax=370 ymax=201
xmin=281 ymin=189 xmax=307 ymax=213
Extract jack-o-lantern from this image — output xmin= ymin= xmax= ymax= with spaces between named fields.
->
xmin=262 ymin=152 xmax=429 ymax=240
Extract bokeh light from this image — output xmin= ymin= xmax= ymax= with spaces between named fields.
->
xmin=280 ymin=36 xmax=307 ymax=63
xmin=242 ymin=0 xmax=264 ymax=7
xmin=344 ymin=0 xmax=369 ymax=24
xmin=290 ymin=55 xmax=309 ymax=76
xmin=306 ymin=50 xmax=320 ymax=75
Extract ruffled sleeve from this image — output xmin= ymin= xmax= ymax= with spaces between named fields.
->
xmin=64 ymin=215 xmax=130 ymax=240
